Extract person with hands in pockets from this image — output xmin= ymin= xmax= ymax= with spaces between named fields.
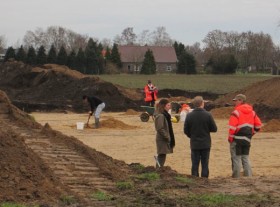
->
xmin=184 ymin=96 xmax=217 ymax=178
xmin=228 ymin=94 xmax=262 ymax=178
xmin=154 ymin=99 xmax=175 ymax=168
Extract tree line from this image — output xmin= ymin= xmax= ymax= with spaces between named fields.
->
xmin=1 ymin=26 xmax=279 ymax=75
xmin=3 ymin=38 xmax=124 ymax=75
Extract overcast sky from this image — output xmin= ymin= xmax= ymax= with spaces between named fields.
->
xmin=1 ymin=0 xmax=280 ymax=47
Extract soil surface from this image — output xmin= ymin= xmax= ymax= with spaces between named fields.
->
xmin=0 ymin=61 xmax=280 ymax=206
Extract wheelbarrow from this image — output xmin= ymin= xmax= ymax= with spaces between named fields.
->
xmin=140 ymin=106 xmax=155 ymax=122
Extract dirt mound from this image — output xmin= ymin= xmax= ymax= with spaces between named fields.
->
xmin=211 ymin=106 xmax=234 ymax=119
xmin=214 ymin=77 xmax=280 ymax=121
xmin=0 ymin=91 xmax=70 ymax=205
xmin=0 ymin=61 xmax=143 ymax=112
xmin=100 ymin=117 xmax=138 ymax=129
xmin=123 ymin=109 xmax=140 ymax=115
xmin=262 ymin=119 xmax=280 ymax=132
xmin=0 ymin=128 xmax=69 ymax=205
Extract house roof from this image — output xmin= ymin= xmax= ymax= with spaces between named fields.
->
xmin=118 ymin=45 xmax=177 ymax=63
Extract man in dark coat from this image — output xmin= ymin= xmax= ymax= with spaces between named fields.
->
xmin=184 ymin=96 xmax=217 ymax=178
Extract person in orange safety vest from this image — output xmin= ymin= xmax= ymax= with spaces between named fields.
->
xmin=228 ymin=94 xmax=262 ymax=178
xmin=144 ymin=80 xmax=158 ymax=107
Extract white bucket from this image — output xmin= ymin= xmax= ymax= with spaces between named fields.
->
xmin=76 ymin=122 xmax=84 ymax=130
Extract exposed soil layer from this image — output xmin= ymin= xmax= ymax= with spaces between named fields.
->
xmin=214 ymin=77 xmax=280 ymax=121
xmin=1 ymin=61 xmax=279 ymax=121
xmin=0 ymin=61 xmax=143 ymax=113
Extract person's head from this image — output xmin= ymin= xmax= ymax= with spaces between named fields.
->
xmin=82 ymin=95 xmax=88 ymax=103
xmin=156 ymin=99 xmax=171 ymax=113
xmin=147 ymin=80 xmax=152 ymax=85
xmin=232 ymin=94 xmax=246 ymax=106
xmin=192 ymin=96 xmax=204 ymax=108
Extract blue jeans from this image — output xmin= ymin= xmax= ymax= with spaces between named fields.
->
xmin=191 ymin=148 xmax=210 ymax=178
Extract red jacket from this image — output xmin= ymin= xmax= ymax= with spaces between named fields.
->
xmin=228 ymin=103 xmax=262 ymax=144
xmin=144 ymin=84 xmax=158 ymax=102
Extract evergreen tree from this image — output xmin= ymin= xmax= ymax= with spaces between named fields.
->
xmin=110 ymin=43 xmax=122 ymax=68
xmin=173 ymin=41 xmax=185 ymax=59
xmin=57 ymin=46 xmax=68 ymax=65
xmin=26 ymin=46 xmax=37 ymax=65
xmin=140 ymin=49 xmax=156 ymax=74
xmin=85 ymin=38 xmax=99 ymax=74
xmin=36 ymin=45 xmax=47 ymax=65
xmin=4 ymin=47 xmax=15 ymax=62
xmin=15 ymin=45 xmax=26 ymax=62
xmin=76 ymin=48 xmax=86 ymax=73
xmin=47 ymin=44 xmax=57 ymax=63
xmin=67 ymin=50 xmax=76 ymax=69
xmin=177 ymin=51 xmax=196 ymax=74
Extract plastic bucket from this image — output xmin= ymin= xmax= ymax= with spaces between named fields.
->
xmin=76 ymin=122 xmax=84 ymax=130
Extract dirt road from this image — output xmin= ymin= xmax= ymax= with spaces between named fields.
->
xmin=32 ymin=111 xmax=280 ymax=179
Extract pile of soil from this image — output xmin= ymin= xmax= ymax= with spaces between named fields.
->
xmin=100 ymin=117 xmax=138 ymax=129
xmin=0 ymin=128 xmax=69 ymax=205
xmin=0 ymin=91 xmax=71 ymax=205
xmin=262 ymin=119 xmax=280 ymax=132
xmin=123 ymin=109 xmax=140 ymax=115
xmin=0 ymin=61 xmax=143 ymax=112
xmin=211 ymin=106 xmax=234 ymax=119
xmin=214 ymin=77 xmax=280 ymax=121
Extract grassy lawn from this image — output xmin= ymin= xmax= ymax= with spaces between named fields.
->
xmin=98 ymin=74 xmax=273 ymax=94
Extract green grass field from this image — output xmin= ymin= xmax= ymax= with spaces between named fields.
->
xmin=98 ymin=74 xmax=273 ymax=94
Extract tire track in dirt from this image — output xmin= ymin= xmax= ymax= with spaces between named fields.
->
xmin=1 ymin=116 xmax=116 ymax=207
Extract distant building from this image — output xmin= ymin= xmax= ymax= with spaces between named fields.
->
xmin=0 ymin=50 xmax=5 ymax=62
xmin=118 ymin=45 xmax=178 ymax=73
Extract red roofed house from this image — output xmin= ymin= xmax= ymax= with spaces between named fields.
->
xmin=118 ymin=45 xmax=178 ymax=73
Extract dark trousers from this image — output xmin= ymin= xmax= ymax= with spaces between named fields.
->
xmin=191 ymin=148 xmax=210 ymax=178
xmin=157 ymin=154 xmax=166 ymax=167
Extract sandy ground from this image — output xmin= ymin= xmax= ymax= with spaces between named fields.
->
xmin=31 ymin=111 xmax=280 ymax=179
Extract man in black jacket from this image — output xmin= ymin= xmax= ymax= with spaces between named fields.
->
xmin=83 ymin=95 xmax=105 ymax=128
xmin=184 ymin=96 xmax=217 ymax=178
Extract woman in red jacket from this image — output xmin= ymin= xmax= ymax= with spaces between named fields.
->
xmin=144 ymin=80 xmax=158 ymax=107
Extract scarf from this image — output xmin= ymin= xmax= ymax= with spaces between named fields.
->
xmin=163 ymin=110 xmax=175 ymax=148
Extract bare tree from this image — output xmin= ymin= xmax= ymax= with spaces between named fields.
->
xmin=203 ymin=30 xmax=226 ymax=54
xmin=137 ymin=30 xmax=152 ymax=46
xmin=101 ymin=38 xmax=112 ymax=48
xmin=203 ymin=30 xmax=275 ymax=72
xmin=113 ymin=35 xmax=122 ymax=45
xmin=150 ymin=26 xmax=173 ymax=46
xmin=23 ymin=26 xmax=88 ymax=52
xmin=0 ymin=35 xmax=7 ymax=52
xmin=121 ymin=27 xmax=137 ymax=45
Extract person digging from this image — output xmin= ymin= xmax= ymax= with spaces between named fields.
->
xmin=82 ymin=95 xmax=105 ymax=128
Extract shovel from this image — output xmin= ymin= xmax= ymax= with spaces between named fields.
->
xmin=86 ymin=113 xmax=91 ymax=127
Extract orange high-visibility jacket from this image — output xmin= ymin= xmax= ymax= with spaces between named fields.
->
xmin=144 ymin=84 xmax=158 ymax=102
xmin=228 ymin=103 xmax=262 ymax=144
